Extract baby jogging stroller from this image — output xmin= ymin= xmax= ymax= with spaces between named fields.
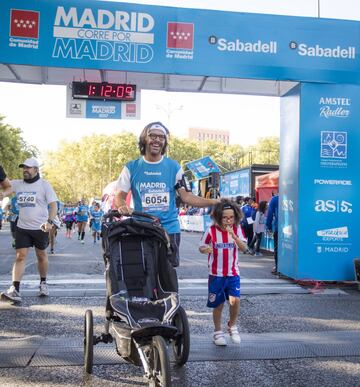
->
xmin=83 ymin=211 xmax=190 ymax=386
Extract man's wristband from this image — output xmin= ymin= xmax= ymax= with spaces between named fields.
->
xmin=47 ymin=219 xmax=54 ymax=225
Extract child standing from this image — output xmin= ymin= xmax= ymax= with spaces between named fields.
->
xmin=199 ymin=199 xmax=247 ymax=346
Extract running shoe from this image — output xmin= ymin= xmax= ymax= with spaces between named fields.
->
xmin=255 ymin=252 xmax=263 ymax=257
xmin=81 ymin=240 xmax=85 ymax=244
xmin=97 ymin=235 xmax=100 ymax=241
xmin=213 ymin=331 xmax=227 ymax=346
xmin=50 ymin=249 xmax=54 ymax=254
xmin=228 ymin=323 xmax=241 ymax=344
xmin=38 ymin=282 xmax=49 ymax=297
xmin=1 ymin=286 xmax=22 ymax=303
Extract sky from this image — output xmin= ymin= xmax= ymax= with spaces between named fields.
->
xmin=0 ymin=0 xmax=359 ymax=154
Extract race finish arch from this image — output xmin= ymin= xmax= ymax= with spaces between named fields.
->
xmin=1 ymin=0 xmax=360 ymax=281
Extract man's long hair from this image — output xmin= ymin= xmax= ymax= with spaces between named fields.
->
xmin=138 ymin=121 xmax=170 ymax=155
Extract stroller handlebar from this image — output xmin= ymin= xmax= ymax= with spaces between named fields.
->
xmin=104 ymin=210 xmax=161 ymax=223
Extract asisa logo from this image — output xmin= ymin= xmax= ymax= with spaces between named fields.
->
xmin=316 ymin=226 xmax=349 ymax=240
xmin=314 ymin=200 xmax=352 ymax=213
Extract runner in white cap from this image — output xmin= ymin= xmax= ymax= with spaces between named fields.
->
xmin=0 ymin=158 xmax=58 ymax=303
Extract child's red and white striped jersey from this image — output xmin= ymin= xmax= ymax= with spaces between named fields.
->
xmin=200 ymin=224 xmax=241 ymax=277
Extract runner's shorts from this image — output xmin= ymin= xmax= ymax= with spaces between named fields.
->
xmin=207 ymin=275 xmax=241 ymax=308
xmin=15 ymin=227 xmax=49 ymax=250
xmin=91 ymin=222 xmax=101 ymax=233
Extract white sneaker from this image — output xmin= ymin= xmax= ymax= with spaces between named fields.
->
xmin=228 ymin=324 xmax=241 ymax=344
xmin=38 ymin=282 xmax=49 ymax=297
xmin=213 ymin=331 xmax=227 ymax=346
xmin=1 ymin=286 xmax=22 ymax=303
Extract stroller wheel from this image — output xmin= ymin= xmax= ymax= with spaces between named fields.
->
xmin=149 ymin=335 xmax=171 ymax=387
xmin=172 ymin=306 xmax=190 ymax=366
xmin=84 ymin=309 xmax=94 ymax=374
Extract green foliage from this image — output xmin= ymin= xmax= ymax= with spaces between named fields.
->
xmin=42 ymin=132 xmax=279 ymax=202
xmin=0 ymin=116 xmax=38 ymax=178
xmin=42 ymin=133 xmax=138 ymax=202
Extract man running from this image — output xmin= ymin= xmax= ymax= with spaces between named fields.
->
xmin=75 ymin=199 xmax=89 ymax=244
xmin=115 ymin=121 xmax=220 ymax=267
xmin=0 ymin=158 xmax=58 ymax=303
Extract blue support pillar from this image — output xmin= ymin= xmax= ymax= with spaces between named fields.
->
xmin=279 ymin=83 xmax=360 ymax=281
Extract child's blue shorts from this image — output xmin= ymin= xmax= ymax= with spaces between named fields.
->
xmin=207 ymin=275 xmax=241 ymax=308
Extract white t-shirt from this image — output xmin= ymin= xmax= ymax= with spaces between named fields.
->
xmin=11 ymin=179 xmax=58 ymax=230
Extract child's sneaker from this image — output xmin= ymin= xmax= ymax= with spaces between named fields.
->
xmin=228 ymin=323 xmax=241 ymax=344
xmin=213 ymin=331 xmax=227 ymax=346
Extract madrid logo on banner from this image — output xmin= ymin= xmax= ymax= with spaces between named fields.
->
xmin=167 ymin=22 xmax=194 ymax=49
xmin=10 ymin=9 xmax=39 ymax=38
xmin=166 ymin=22 xmax=194 ymax=60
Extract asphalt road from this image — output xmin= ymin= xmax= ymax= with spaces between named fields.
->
xmin=0 ymin=222 xmax=360 ymax=387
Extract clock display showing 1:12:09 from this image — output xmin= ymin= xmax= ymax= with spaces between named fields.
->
xmin=72 ymin=81 xmax=136 ymax=101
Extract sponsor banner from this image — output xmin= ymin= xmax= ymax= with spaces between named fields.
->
xmin=220 ymin=169 xmax=250 ymax=197
xmin=278 ymin=86 xmax=300 ymax=276
xmin=1 ymin=0 xmax=360 ymax=83
xmin=186 ymin=156 xmax=220 ymax=179
xmin=297 ymin=83 xmax=360 ymax=280
xmin=179 ymin=215 xmax=204 ymax=232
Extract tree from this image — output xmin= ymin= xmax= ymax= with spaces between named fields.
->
xmin=42 ymin=133 xmax=138 ymax=202
xmin=0 ymin=116 xmax=37 ymax=178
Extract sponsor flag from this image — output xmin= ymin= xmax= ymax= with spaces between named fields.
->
xmin=10 ymin=9 xmax=39 ymax=39
xmin=167 ymin=22 xmax=194 ymax=50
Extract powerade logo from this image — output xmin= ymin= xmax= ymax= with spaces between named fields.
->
xmin=314 ymin=179 xmax=351 ymax=186
xmin=289 ymin=41 xmax=356 ymax=59
xmin=314 ymin=200 xmax=352 ymax=213
xmin=319 ymin=97 xmax=351 ymax=119
xmin=52 ymin=7 xmax=155 ymax=63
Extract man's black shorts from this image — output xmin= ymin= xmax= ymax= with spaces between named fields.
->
xmin=15 ymin=227 xmax=49 ymax=250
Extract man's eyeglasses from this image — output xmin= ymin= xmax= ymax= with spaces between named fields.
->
xmin=148 ymin=133 xmax=166 ymax=141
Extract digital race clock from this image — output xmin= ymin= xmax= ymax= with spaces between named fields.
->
xmin=72 ymin=81 xmax=136 ymax=101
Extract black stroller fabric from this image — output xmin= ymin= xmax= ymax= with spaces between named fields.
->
xmin=102 ymin=217 xmax=179 ymax=328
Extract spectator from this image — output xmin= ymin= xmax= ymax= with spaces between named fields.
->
xmin=266 ymin=194 xmax=279 ymax=274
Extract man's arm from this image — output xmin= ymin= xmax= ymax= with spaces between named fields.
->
xmin=178 ymin=189 xmax=220 ymax=208
xmin=114 ymin=190 xmax=132 ymax=214
xmin=48 ymin=201 xmax=57 ymax=221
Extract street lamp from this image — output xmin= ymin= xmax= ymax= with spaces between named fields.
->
xmin=155 ymin=102 xmax=183 ymax=127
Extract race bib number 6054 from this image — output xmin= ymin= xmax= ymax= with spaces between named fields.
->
xmin=141 ymin=191 xmax=169 ymax=212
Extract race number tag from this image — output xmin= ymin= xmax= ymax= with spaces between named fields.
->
xmin=141 ymin=190 xmax=169 ymax=212
xmin=17 ymin=192 xmax=37 ymax=207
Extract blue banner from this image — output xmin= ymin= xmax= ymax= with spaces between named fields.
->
xmin=186 ymin=156 xmax=220 ymax=179
xmin=86 ymin=100 xmax=121 ymax=118
xmin=280 ymin=83 xmax=360 ymax=281
xmin=298 ymin=83 xmax=360 ymax=280
xmin=1 ymin=0 xmax=360 ymax=84
xmin=220 ymin=169 xmax=250 ymax=198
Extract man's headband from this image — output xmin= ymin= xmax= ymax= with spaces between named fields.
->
xmin=147 ymin=123 xmax=168 ymax=136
